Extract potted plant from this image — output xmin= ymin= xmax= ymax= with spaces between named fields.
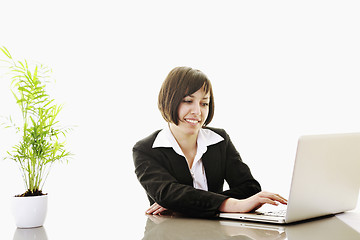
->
xmin=0 ymin=47 xmax=72 ymax=228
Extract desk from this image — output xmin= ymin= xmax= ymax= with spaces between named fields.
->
xmin=1 ymin=210 xmax=360 ymax=239
xmin=143 ymin=212 xmax=360 ymax=240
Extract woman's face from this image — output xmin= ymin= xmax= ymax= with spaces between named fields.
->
xmin=173 ymin=87 xmax=210 ymax=136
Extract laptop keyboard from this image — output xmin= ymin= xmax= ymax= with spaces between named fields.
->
xmin=259 ymin=209 xmax=287 ymax=217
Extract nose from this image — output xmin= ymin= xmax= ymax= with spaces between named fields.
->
xmin=191 ymin=102 xmax=201 ymax=115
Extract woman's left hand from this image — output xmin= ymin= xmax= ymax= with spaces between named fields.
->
xmin=219 ymin=191 xmax=288 ymax=213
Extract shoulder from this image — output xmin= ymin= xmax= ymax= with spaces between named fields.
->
xmin=133 ymin=130 xmax=161 ymax=152
xmin=203 ymin=127 xmax=230 ymax=141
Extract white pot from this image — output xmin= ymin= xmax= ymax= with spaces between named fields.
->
xmin=11 ymin=195 xmax=48 ymax=228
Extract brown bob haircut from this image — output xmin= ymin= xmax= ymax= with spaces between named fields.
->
xmin=158 ymin=66 xmax=214 ymax=126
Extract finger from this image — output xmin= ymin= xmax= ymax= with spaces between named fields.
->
xmin=272 ymin=194 xmax=288 ymax=204
xmin=277 ymin=195 xmax=287 ymax=204
xmin=261 ymin=198 xmax=279 ymax=206
xmin=261 ymin=192 xmax=288 ymax=204
xmin=153 ymin=207 xmax=167 ymax=215
xmin=146 ymin=203 xmax=161 ymax=214
xmin=146 ymin=203 xmax=168 ymax=215
xmin=146 ymin=207 xmax=156 ymax=214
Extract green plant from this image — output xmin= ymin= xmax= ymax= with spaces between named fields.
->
xmin=1 ymin=46 xmax=72 ymax=197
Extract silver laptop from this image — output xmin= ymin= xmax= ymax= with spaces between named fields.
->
xmin=220 ymin=215 xmax=360 ymax=239
xmin=219 ymin=132 xmax=360 ymax=224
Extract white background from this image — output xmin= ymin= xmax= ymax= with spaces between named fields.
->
xmin=0 ymin=0 xmax=360 ymax=236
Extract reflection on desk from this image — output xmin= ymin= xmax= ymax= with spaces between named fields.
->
xmin=13 ymin=227 xmax=48 ymax=240
xmin=143 ymin=214 xmax=360 ymax=240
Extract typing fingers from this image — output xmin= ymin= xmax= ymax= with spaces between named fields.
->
xmin=257 ymin=191 xmax=288 ymax=205
xmin=274 ymin=194 xmax=288 ymax=204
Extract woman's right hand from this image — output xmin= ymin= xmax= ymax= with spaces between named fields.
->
xmin=219 ymin=191 xmax=288 ymax=213
xmin=146 ymin=202 xmax=169 ymax=215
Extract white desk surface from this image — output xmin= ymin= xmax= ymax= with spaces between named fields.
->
xmin=1 ymin=197 xmax=359 ymax=240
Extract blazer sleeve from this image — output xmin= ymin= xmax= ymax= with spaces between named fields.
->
xmin=219 ymin=130 xmax=262 ymax=199
xmin=133 ymin=135 xmax=229 ymax=218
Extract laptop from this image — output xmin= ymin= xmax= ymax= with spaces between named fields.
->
xmin=219 ymin=132 xmax=360 ymax=224
xmin=219 ymin=214 xmax=360 ymax=239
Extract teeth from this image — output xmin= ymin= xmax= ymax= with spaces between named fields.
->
xmin=186 ymin=119 xmax=199 ymax=124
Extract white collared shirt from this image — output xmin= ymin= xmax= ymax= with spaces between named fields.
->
xmin=152 ymin=125 xmax=224 ymax=191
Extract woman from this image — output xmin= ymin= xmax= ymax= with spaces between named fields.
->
xmin=133 ymin=66 xmax=287 ymax=218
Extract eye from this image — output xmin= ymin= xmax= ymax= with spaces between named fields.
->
xmin=182 ymin=97 xmax=193 ymax=103
xmin=202 ymin=102 xmax=209 ymax=107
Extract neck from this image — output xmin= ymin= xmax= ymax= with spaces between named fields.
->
xmin=169 ymin=123 xmax=198 ymax=150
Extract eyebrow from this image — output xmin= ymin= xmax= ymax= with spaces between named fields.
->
xmin=186 ymin=95 xmax=210 ymax=100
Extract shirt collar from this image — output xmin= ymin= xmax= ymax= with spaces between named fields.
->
xmin=152 ymin=125 xmax=224 ymax=158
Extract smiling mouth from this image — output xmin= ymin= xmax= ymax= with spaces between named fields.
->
xmin=185 ymin=119 xmax=200 ymax=124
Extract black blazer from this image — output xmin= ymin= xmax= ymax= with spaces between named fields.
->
xmin=133 ymin=127 xmax=261 ymax=217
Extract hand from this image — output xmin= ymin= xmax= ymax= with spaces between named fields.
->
xmin=146 ymin=202 xmax=170 ymax=215
xmin=219 ymin=191 xmax=287 ymax=213
xmin=242 ymin=191 xmax=287 ymax=212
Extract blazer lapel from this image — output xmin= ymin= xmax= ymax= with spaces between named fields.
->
xmin=160 ymin=148 xmax=193 ymax=186
xmin=202 ymin=145 xmax=222 ymax=192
